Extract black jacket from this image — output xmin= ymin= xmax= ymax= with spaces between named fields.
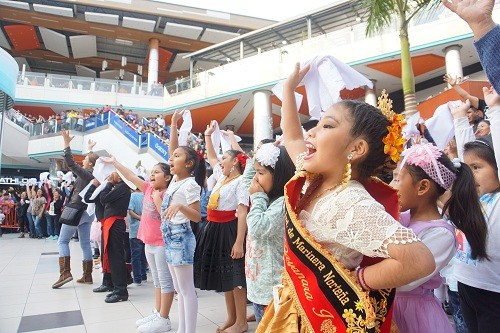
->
xmin=100 ymin=181 xmax=131 ymax=220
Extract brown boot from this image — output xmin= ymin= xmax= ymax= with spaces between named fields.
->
xmin=52 ymin=256 xmax=73 ymax=289
xmin=76 ymin=260 xmax=93 ymax=284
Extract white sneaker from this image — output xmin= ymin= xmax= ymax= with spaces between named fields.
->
xmin=138 ymin=314 xmax=171 ymax=333
xmin=136 ymin=309 xmax=158 ymax=327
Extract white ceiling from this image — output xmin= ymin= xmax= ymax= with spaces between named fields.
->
xmin=39 ymin=27 xmax=70 ymax=58
xmin=169 ymin=52 xmax=190 ymax=72
xmin=122 ymin=16 xmax=156 ymax=32
xmin=33 ymin=4 xmax=74 ymax=18
xmin=84 ymin=12 xmax=119 ymax=25
xmin=163 ymin=22 xmax=202 ymax=40
xmin=200 ymin=28 xmax=239 ymax=44
xmin=69 ymin=35 xmax=98 ymax=59
xmin=0 ymin=28 xmax=11 ymax=50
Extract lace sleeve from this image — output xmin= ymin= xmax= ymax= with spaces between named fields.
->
xmin=309 ymin=182 xmax=419 ymax=258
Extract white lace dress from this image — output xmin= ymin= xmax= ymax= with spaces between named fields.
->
xmin=300 ymin=180 xmax=418 ymax=269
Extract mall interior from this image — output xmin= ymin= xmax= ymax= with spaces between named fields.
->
xmin=0 ymin=0 xmax=498 ymax=332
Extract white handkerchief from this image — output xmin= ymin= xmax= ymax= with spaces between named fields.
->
xmin=178 ymin=110 xmax=192 ymax=146
xmin=425 ymin=101 xmax=461 ymax=150
xmin=93 ymin=158 xmax=115 ymax=183
xmin=272 ymin=55 xmax=372 ymax=120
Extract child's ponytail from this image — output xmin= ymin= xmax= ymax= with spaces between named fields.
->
xmin=442 ymin=160 xmax=490 ymax=260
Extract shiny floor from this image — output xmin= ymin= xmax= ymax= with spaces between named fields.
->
xmin=0 ymin=233 xmax=258 ymax=333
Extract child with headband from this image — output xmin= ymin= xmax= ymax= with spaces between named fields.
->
xmin=391 ymin=142 xmax=487 ymax=333
xmin=242 ymin=142 xmax=295 ymax=324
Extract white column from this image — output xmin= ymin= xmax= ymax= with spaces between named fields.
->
xmin=253 ymin=90 xmax=273 ymax=149
xmin=147 ymin=38 xmax=159 ymax=93
xmin=444 ymin=44 xmax=463 ymax=87
xmin=365 ymin=80 xmax=377 ymax=106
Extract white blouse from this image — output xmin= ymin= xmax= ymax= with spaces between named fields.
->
xmin=210 ymin=164 xmax=249 ymax=210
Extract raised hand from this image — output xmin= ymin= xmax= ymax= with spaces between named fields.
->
xmin=87 ymin=139 xmax=96 ymax=150
xmin=204 ymin=120 xmax=217 ymax=136
xmin=443 ymin=74 xmax=460 ymax=86
xmin=449 ymin=100 xmax=471 ymax=119
xmin=171 ymin=110 xmax=184 ymax=126
xmin=284 ymin=62 xmax=311 ymax=92
xmin=441 ymin=0 xmax=496 ymax=40
xmin=483 ymin=86 xmax=500 ymax=108
xmin=61 ymin=130 xmax=74 ymax=147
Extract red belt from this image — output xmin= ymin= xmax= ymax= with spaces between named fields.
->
xmin=207 ymin=209 xmax=236 ymax=223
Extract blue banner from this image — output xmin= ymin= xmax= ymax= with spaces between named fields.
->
xmin=123 ymin=124 xmax=139 ymax=146
xmin=109 ymin=112 xmax=140 ymax=146
xmin=148 ymin=134 xmax=169 ymax=161
xmin=140 ymin=133 xmax=149 ymax=148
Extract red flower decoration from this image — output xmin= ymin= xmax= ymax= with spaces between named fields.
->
xmin=196 ymin=150 xmax=204 ymax=161
xmin=236 ymin=153 xmax=249 ymax=169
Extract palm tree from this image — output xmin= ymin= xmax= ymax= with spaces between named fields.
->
xmin=359 ymin=0 xmax=440 ymax=117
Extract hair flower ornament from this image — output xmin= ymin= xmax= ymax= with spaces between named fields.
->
xmin=400 ymin=143 xmax=456 ymax=190
xmin=236 ymin=153 xmax=249 ymax=169
xmin=378 ymin=90 xmax=407 ymax=163
xmin=255 ymin=143 xmax=281 ymax=169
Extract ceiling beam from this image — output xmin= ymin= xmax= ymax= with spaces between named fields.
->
xmin=10 ymin=49 xmax=189 ymax=81
xmin=0 ymin=7 xmax=212 ymax=52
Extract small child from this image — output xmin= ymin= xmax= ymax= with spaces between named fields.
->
xmin=391 ymin=142 xmax=487 ymax=333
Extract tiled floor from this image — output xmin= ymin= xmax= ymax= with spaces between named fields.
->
xmin=0 ymin=233 xmax=258 ymax=333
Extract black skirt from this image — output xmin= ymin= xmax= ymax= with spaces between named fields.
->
xmin=194 ymin=218 xmax=246 ymax=292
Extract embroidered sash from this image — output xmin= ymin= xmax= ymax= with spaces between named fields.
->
xmin=283 ymin=172 xmax=396 ymax=333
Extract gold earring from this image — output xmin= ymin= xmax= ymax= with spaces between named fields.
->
xmin=341 ymin=154 xmax=353 ymax=189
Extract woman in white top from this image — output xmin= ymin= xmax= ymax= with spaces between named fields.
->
xmin=194 ymin=120 xmax=250 ymax=333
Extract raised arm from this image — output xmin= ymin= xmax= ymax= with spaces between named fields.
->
xmin=483 ymin=86 xmax=500 ymax=179
xmin=169 ymin=110 xmax=183 ymax=156
xmin=204 ymin=121 xmax=220 ymax=169
xmin=61 ymin=130 xmax=92 ymax=180
xmin=444 ymin=74 xmax=480 ymax=109
xmin=100 ymin=156 xmax=146 ymax=193
xmin=451 ymin=100 xmax=476 ymax=160
xmin=282 ymin=63 xmax=310 ymax=164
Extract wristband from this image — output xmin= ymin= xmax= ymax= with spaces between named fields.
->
xmin=356 ymin=267 xmax=372 ymax=291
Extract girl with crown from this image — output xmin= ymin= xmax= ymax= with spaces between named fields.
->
xmin=257 ymin=63 xmax=436 ymax=333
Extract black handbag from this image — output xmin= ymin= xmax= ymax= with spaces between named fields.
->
xmin=60 ymin=202 xmax=87 ymax=226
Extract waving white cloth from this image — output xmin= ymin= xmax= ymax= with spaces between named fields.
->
xmin=273 ymin=55 xmax=372 ymax=119
xmin=209 ymin=120 xmax=242 ymax=155
xmin=401 ymin=100 xmax=461 ymax=150
xmin=178 ymin=110 xmax=192 ymax=146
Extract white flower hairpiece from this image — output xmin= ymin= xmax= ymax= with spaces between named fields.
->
xmin=255 ymin=143 xmax=280 ymax=169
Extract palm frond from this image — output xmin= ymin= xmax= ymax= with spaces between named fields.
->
xmin=358 ymin=0 xmax=399 ymax=36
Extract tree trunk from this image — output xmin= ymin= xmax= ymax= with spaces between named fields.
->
xmin=399 ymin=27 xmax=418 ymax=118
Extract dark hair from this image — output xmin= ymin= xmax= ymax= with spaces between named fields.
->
xmin=406 ymin=153 xmax=489 ymax=260
xmin=178 ymin=146 xmax=206 ymax=192
xmin=87 ymin=152 xmax=99 ymax=166
xmin=260 ymin=146 xmax=295 ymax=202
xmin=339 ymin=100 xmax=394 ymax=178
xmin=155 ymin=162 xmax=173 ymax=188
xmin=226 ymin=149 xmax=245 ymax=174
xmin=464 ymin=136 xmax=497 ymax=172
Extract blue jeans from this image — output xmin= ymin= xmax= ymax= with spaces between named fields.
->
xmin=130 ymin=238 xmax=147 ymax=283
xmin=58 ymin=212 xmax=93 ymax=260
xmin=45 ymin=213 xmax=56 ymax=237
xmin=161 ymin=222 xmax=196 ymax=266
xmin=448 ymin=288 xmax=468 ymax=333
xmin=253 ymin=303 xmax=266 ymax=324
xmin=27 ymin=213 xmax=35 ymax=235
xmin=34 ymin=215 xmax=44 ymax=237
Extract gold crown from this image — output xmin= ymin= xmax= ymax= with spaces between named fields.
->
xmin=377 ymin=89 xmax=394 ymax=119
